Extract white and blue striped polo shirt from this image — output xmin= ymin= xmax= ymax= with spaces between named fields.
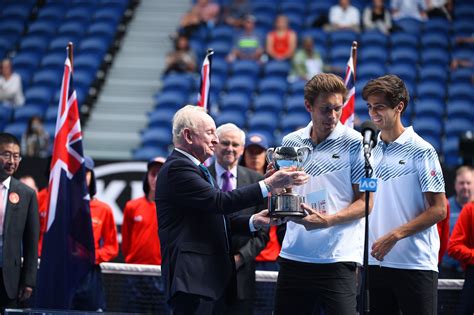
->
xmin=369 ymin=127 xmax=445 ymax=272
xmin=279 ymin=121 xmax=366 ymax=264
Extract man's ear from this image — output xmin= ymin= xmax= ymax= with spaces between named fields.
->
xmin=304 ymin=99 xmax=312 ymax=113
xmin=183 ymin=128 xmax=193 ymax=144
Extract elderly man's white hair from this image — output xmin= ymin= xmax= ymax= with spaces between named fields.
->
xmin=172 ymin=105 xmax=210 ymax=145
xmin=216 ymin=123 xmax=246 ymax=145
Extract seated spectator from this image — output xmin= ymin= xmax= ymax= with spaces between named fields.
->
xmin=426 ymin=0 xmax=452 ymax=20
xmin=179 ymin=0 xmax=220 ymax=38
xmin=239 ymin=132 xmax=268 ymax=175
xmin=0 ymin=58 xmax=25 ymax=107
xmin=327 ymin=0 xmax=361 ymax=32
xmin=265 ymin=15 xmax=297 ymax=61
xmin=363 ymin=0 xmax=392 ymax=34
xmin=222 ymin=0 xmax=251 ymax=28
xmin=164 ymin=35 xmax=197 ymax=74
xmin=289 ymin=37 xmax=324 ymax=82
xmin=21 ymin=116 xmax=50 ymax=158
xmin=391 ymin=0 xmax=427 ymax=21
xmin=226 ymin=15 xmax=264 ymax=63
xmin=450 ymin=36 xmax=474 ymax=82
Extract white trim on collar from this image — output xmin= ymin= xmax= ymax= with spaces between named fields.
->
xmin=175 ymin=148 xmax=201 ymax=166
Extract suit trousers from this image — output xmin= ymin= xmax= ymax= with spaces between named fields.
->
xmin=170 ymin=292 xmax=226 ymax=315
xmin=0 ymin=270 xmax=17 ymax=310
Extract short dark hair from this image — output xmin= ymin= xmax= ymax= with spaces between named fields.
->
xmin=304 ymin=73 xmax=348 ymax=106
xmin=362 ymin=74 xmax=410 ymax=114
xmin=0 ymin=133 xmax=20 ymax=147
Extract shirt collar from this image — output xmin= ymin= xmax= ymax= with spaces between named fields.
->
xmin=377 ymin=126 xmax=414 ymax=146
xmin=175 ymin=148 xmax=201 ymax=166
xmin=215 ymin=162 xmax=237 ymax=179
xmin=302 ymin=121 xmax=345 ymax=143
xmin=1 ymin=176 xmax=11 ymax=190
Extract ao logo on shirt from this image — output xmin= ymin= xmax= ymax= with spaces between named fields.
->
xmin=359 ymin=178 xmax=377 ymax=192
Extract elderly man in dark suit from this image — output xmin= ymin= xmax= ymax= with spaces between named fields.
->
xmin=156 ymin=105 xmax=308 ymax=314
xmin=209 ymin=123 xmax=268 ymax=314
xmin=0 ymin=133 xmax=39 ymax=309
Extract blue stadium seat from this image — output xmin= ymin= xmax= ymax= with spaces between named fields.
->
xmin=420 ymin=33 xmax=449 ymax=49
xmin=40 ymin=52 xmax=66 ymax=70
xmin=78 ymin=36 xmax=109 ymax=55
xmin=453 ymin=20 xmax=474 ymax=36
xmin=3 ymin=122 xmax=28 ymax=140
xmin=417 ymin=82 xmax=446 ymax=100
xmin=58 ymin=21 xmax=86 ymax=37
xmin=412 ymin=117 xmax=443 ymax=137
xmin=141 ymin=127 xmax=172 ymax=147
xmin=26 ymin=20 xmax=57 ymax=36
xmin=288 ymin=80 xmax=305 ymax=96
xmin=74 ymin=69 xmax=96 ymax=90
xmin=390 ymin=32 xmax=418 ymax=48
xmin=161 ymin=73 xmax=194 ymax=94
xmin=390 ymin=47 xmax=418 ymax=64
xmin=359 ymin=46 xmax=388 ymax=64
xmin=32 ymin=68 xmax=63 ymax=89
xmin=450 ymin=68 xmax=472 ymax=84
xmin=133 ymin=146 xmax=169 ymax=161
xmin=0 ymin=106 xmax=13 ymax=125
xmin=248 ymin=112 xmax=279 ymax=134
xmin=155 ymin=91 xmax=187 ymax=110
xmin=280 ymin=2 xmax=306 ymax=15
xmin=214 ymin=110 xmax=246 ymax=128
xmin=418 ymin=66 xmax=448 ymax=83
xmin=226 ymin=75 xmax=256 ymax=95
xmin=148 ymin=107 xmax=176 ymax=129
xmin=357 ymin=63 xmax=386 ymax=81
xmin=230 ymin=60 xmax=260 ymax=78
xmin=45 ymin=106 xmax=59 ymax=123
xmin=37 ymin=5 xmax=65 ymax=21
xmin=279 ymin=112 xmax=310 ymax=134
xmin=92 ymin=7 xmax=123 ymax=25
xmin=446 ymin=101 xmax=473 ymax=120
xmin=210 ymin=58 xmax=228 ymax=79
xmin=285 ymin=95 xmax=306 ymax=114
xmin=392 ymin=18 xmax=423 ymax=34
xmin=448 ymin=83 xmax=473 ymax=102
xmin=0 ymin=19 xmax=25 ymax=37
xmin=330 ymin=45 xmax=351 ymax=62
xmin=87 ymin=21 xmax=117 ymax=38
xmin=74 ymin=53 xmax=102 ymax=73
xmin=19 ymin=35 xmax=50 ymax=52
xmin=258 ymin=77 xmax=287 ymax=96
xmin=24 ymin=86 xmax=53 ymax=105
xmin=420 ymin=49 xmax=450 ymax=65
xmin=210 ymin=25 xmax=234 ymax=44
xmin=285 ymin=12 xmax=304 ymax=33
xmin=12 ymin=52 xmax=42 ymax=70
xmin=49 ymin=35 xmax=80 ymax=53
xmin=1 ymin=3 xmax=32 ymax=20
xmin=413 ymin=98 xmax=445 ymax=118
xmin=359 ymin=30 xmax=388 ymax=48
xmin=65 ymin=6 xmax=93 ymax=21
xmin=208 ymin=40 xmax=232 ymax=58
xmin=387 ymin=63 xmax=417 ymax=85
xmin=443 ymin=136 xmax=461 ymax=167
xmin=423 ymin=18 xmax=450 ymax=34
xmin=253 ymin=94 xmax=284 ymax=112
xmin=13 ymin=105 xmax=45 ymax=122
xmin=300 ymin=28 xmax=328 ymax=47
xmin=328 ymin=30 xmax=358 ymax=47
xmin=219 ymin=93 xmax=250 ymax=112
xmin=263 ymin=60 xmax=291 ymax=77
xmin=445 ymin=118 xmax=473 ymax=137
xmin=421 ymin=134 xmax=442 ymax=153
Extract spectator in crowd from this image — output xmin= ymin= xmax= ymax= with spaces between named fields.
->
xmin=226 ymin=15 xmax=264 ymax=63
xmin=265 ymin=15 xmax=297 ymax=61
xmin=426 ymin=0 xmax=452 ymax=20
xmin=448 ymin=201 xmax=474 ymax=315
xmin=327 ymin=0 xmax=361 ymax=32
xmin=289 ymin=36 xmax=325 ymax=82
xmin=164 ymin=35 xmax=197 ymax=75
xmin=36 ymin=158 xmax=51 ymax=258
xmin=19 ymin=175 xmax=38 ymax=193
xmin=73 ymin=156 xmax=118 ymax=311
xmin=362 ymin=75 xmax=446 ymax=314
xmin=155 ymin=105 xmax=308 ymax=314
xmin=21 ymin=116 xmax=50 ymax=158
xmin=0 ymin=133 xmax=39 ymax=310
xmin=391 ymin=0 xmax=427 ymax=21
xmin=441 ymin=166 xmax=474 ymax=277
xmin=273 ymin=73 xmax=370 ymax=314
xmin=179 ymin=0 xmax=220 ymax=38
xmin=222 ymin=0 xmax=251 ymax=28
xmin=437 ymin=200 xmax=450 ymax=264
xmin=209 ymin=123 xmax=269 ymax=315
xmin=0 ymin=59 xmax=24 ymax=108
xmin=122 ymin=156 xmax=165 ymax=313
xmin=363 ymin=0 xmax=392 ymax=34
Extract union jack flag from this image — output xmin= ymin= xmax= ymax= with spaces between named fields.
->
xmin=340 ymin=50 xmax=356 ymax=128
xmin=197 ymin=49 xmax=214 ymax=112
xmin=35 ymin=55 xmax=95 ymax=309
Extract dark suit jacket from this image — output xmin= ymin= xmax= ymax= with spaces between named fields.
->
xmin=209 ymin=163 xmax=269 ymax=300
xmin=2 ymin=177 xmax=39 ymax=299
xmin=155 ymin=150 xmax=265 ymax=303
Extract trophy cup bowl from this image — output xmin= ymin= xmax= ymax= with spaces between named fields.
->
xmin=266 ymin=146 xmax=311 ymax=218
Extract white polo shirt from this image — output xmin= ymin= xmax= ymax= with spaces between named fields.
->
xmin=279 ymin=122 xmax=366 ymax=264
xmin=369 ymin=127 xmax=445 ymax=272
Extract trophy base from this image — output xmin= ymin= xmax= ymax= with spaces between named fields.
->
xmin=270 ymin=211 xmax=306 ymax=218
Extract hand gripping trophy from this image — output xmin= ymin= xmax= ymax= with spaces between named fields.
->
xmin=266 ymin=146 xmax=311 ymax=217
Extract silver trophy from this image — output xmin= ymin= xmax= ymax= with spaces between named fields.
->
xmin=266 ymin=146 xmax=311 ymax=217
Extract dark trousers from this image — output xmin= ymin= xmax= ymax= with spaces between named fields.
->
xmin=72 ymin=265 xmax=106 ymax=311
xmin=368 ymin=266 xmax=438 ymax=315
xmin=0 ymin=270 xmax=17 ymax=312
xmin=458 ymin=265 xmax=474 ymax=315
xmin=170 ymin=292 xmax=226 ymax=315
xmin=274 ymin=258 xmax=358 ymax=315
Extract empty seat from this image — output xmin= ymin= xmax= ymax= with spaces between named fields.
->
xmin=412 ymin=117 xmax=443 ymax=137
xmin=263 ymin=60 xmax=291 ymax=77
xmin=420 ymin=49 xmax=450 ymax=65
xmin=445 ymin=118 xmax=473 ymax=137
xmin=24 ymin=86 xmax=54 ymax=105
xmin=253 ymin=94 xmax=284 ymax=112
xmin=359 ymin=30 xmax=388 ymax=47
xmin=446 ymin=101 xmax=472 ymax=120
xmin=417 ymin=82 xmax=446 ymax=100
xmin=280 ymin=112 xmax=310 ymax=134
xmin=219 ymin=93 xmax=250 ymax=112
xmin=58 ymin=21 xmax=86 ymax=37
xmin=418 ymin=66 xmax=448 ymax=83
xmin=155 ymin=91 xmax=187 ymax=110
xmin=448 ymin=83 xmax=473 ymax=102
xmin=3 ymin=122 xmax=28 ymax=140
xmin=258 ymin=77 xmax=287 ymax=96
xmin=390 ymin=32 xmax=418 ymax=48
xmin=148 ymin=107 xmax=176 ymax=129
xmin=133 ymin=146 xmax=169 ymax=161
xmin=214 ymin=110 xmax=246 ymax=128
xmin=230 ymin=60 xmax=260 ymax=78
xmin=391 ymin=47 xmax=418 ymax=64
xmin=248 ymin=112 xmax=279 ymax=134
xmin=141 ymin=127 xmax=172 ymax=147
xmin=413 ymin=99 xmax=445 ymax=118
xmin=13 ymin=105 xmax=45 ymax=122
xmin=226 ymin=75 xmax=256 ymax=95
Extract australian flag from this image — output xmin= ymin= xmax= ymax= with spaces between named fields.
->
xmin=35 ymin=53 xmax=95 ymax=309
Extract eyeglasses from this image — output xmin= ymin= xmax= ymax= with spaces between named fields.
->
xmin=0 ymin=152 xmax=22 ymax=162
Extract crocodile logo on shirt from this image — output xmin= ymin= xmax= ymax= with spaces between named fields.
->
xmin=332 ymin=154 xmax=340 ymax=159
xmin=399 ymin=160 xmax=406 ymax=165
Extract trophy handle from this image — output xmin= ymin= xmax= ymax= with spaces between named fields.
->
xmin=297 ymin=146 xmax=311 ymax=169
xmin=266 ymin=148 xmax=275 ymax=164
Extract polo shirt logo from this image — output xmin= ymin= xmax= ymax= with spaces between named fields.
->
xmin=399 ymin=160 xmax=406 ymax=165
xmin=332 ymin=154 xmax=340 ymax=159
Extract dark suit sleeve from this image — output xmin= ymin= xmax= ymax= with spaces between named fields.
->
xmin=167 ymin=159 xmax=264 ymax=215
xmin=21 ymin=188 xmax=40 ymax=288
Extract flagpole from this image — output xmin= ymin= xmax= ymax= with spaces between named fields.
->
xmin=351 ymin=41 xmax=358 ymax=80
xmin=67 ymin=42 xmax=74 ymax=73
